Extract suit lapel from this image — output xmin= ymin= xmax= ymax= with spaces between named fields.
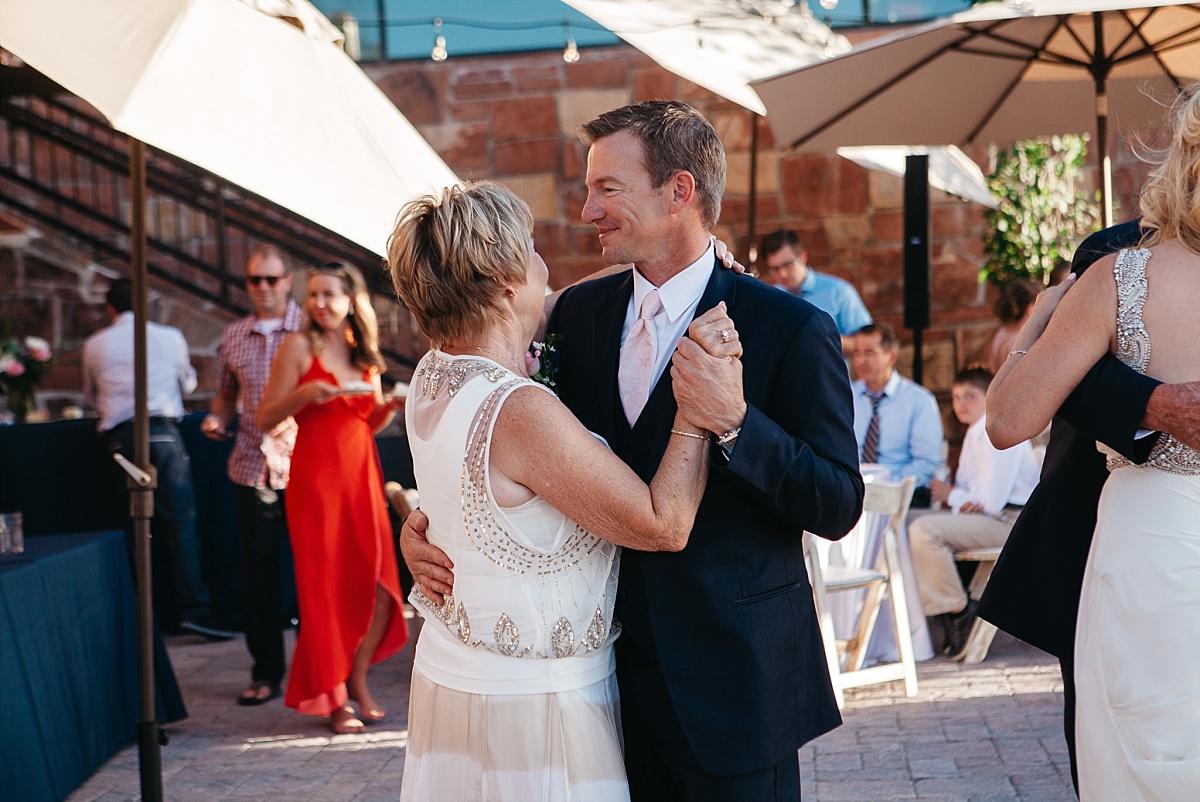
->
xmin=592 ymin=272 xmax=634 ymax=441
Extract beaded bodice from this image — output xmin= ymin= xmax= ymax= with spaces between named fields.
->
xmin=407 ymin=351 xmax=619 ymax=664
xmin=1107 ymin=249 xmax=1200 ymax=475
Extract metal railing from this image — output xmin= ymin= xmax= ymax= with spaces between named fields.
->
xmin=0 ymin=93 xmax=425 ymax=374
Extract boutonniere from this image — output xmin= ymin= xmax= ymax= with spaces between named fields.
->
xmin=525 ymin=333 xmax=562 ymax=393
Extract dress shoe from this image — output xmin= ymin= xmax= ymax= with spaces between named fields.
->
xmin=944 ymin=599 xmax=978 ymax=662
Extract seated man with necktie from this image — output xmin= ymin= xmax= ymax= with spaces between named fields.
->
xmin=851 ymin=323 xmax=943 ymax=506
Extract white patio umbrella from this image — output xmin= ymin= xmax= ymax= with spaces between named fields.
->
xmin=752 ymin=0 xmax=1200 ymax=226
xmin=562 ymin=0 xmax=850 ymax=115
xmin=0 ymin=3 xmax=457 ymax=798
xmin=0 ymin=0 xmax=458 ymax=256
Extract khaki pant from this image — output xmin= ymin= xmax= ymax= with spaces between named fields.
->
xmin=908 ymin=510 xmax=1017 ymax=617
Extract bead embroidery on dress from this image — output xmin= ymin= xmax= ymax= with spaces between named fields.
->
xmin=409 ymin=354 xmax=618 ymax=659
xmin=1106 ymin=249 xmax=1200 ymax=475
xmin=416 ymin=353 xmax=507 ymax=400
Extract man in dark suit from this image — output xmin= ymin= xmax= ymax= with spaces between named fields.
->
xmin=404 ymin=101 xmax=864 ymax=800
xmin=978 ymin=218 xmax=1200 ymax=791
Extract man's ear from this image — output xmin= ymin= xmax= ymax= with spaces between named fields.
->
xmin=667 ymin=170 xmax=696 ymax=213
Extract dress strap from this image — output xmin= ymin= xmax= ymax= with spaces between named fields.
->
xmin=1113 ymin=248 xmax=1151 ymax=373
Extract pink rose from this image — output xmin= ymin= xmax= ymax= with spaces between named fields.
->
xmin=524 ymin=349 xmax=541 ymax=377
xmin=2 ymin=357 xmax=26 ymax=377
xmin=23 ymin=337 xmax=51 ymax=362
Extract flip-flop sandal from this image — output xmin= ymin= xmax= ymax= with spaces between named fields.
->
xmin=236 ymin=681 xmax=281 ymax=707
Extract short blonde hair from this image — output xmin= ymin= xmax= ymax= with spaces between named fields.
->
xmin=387 ymin=182 xmax=533 ymax=345
xmin=1140 ymin=83 xmax=1200 ymax=253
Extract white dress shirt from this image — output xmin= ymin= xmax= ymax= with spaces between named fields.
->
xmin=620 ymin=242 xmax=715 ymax=390
xmin=947 ymin=414 xmax=1040 ymax=515
xmin=83 ymin=311 xmax=198 ymax=431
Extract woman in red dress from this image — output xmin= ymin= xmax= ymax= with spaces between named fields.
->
xmin=259 ymin=262 xmax=408 ymax=734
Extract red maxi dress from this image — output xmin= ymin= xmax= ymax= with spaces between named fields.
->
xmin=284 ymin=357 xmax=409 ymax=716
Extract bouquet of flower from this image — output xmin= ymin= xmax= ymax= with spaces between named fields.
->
xmin=0 ymin=336 xmax=54 ymax=421
xmin=525 ymin=333 xmax=562 ymax=393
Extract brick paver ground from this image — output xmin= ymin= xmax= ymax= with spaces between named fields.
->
xmin=68 ymin=618 xmax=1075 ymax=801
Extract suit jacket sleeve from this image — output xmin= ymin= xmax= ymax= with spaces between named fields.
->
xmin=722 ymin=307 xmax=864 ymax=540
xmin=1056 ymin=353 xmax=1159 ymax=463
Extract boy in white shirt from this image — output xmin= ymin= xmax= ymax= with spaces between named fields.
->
xmin=909 ymin=367 xmax=1040 ymax=660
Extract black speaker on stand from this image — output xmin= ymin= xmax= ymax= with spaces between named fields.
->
xmin=903 ymin=154 xmax=931 ymax=386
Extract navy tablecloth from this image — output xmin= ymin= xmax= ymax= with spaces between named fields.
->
xmin=0 ymin=531 xmax=186 ymax=802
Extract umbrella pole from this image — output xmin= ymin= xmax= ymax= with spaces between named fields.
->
xmin=1093 ymin=13 xmax=1114 ymax=228
xmin=129 ymin=138 xmax=165 ymax=802
xmin=1096 ymin=91 xmax=1113 ymax=228
xmin=748 ymin=110 xmax=759 ymax=265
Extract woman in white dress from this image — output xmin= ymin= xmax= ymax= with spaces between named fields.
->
xmin=988 ymin=86 xmax=1200 ymax=801
xmin=386 ymin=181 xmax=738 ymax=801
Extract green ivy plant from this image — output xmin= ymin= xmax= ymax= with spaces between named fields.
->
xmin=982 ymin=134 xmax=1100 ymax=288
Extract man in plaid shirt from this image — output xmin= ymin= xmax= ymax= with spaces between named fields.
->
xmin=202 ymin=244 xmax=302 ymax=706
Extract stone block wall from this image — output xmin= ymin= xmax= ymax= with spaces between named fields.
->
xmin=3 ymin=39 xmax=1156 ymax=441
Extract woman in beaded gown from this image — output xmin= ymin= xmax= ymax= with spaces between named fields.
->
xmin=386 ymin=182 xmax=738 ymax=802
xmin=988 ymin=86 xmax=1200 ymax=800
xmin=258 ymin=262 xmax=408 ymax=734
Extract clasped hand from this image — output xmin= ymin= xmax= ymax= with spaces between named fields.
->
xmin=671 ymin=301 xmax=747 ymax=435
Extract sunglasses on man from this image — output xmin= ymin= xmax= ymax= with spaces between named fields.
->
xmin=246 ymin=275 xmax=285 ymax=286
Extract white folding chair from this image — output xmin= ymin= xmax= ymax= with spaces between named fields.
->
xmin=805 ymin=476 xmax=919 ymax=708
xmin=953 ymin=546 xmax=1002 ymax=665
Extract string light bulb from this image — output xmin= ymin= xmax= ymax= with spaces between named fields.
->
xmin=819 ymin=0 xmax=839 ymax=9
xmin=431 ymin=18 xmax=447 ymax=61
xmin=562 ymin=22 xmax=579 ymax=63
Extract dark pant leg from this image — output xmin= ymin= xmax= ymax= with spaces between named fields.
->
xmin=147 ymin=423 xmax=211 ymax=620
xmin=105 ymin=422 xmax=211 ymax=625
xmin=617 ymin=638 xmax=801 ymax=802
xmin=234 ymin=485 xmax=290 ymax=685
xmin=1060 ymin=653 xmax=1080 ymax=796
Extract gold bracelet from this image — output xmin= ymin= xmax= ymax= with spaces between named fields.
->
xmin=670 ymin=428 xmax=715 ymax=443
xmin=1007 ymin=349 xmax=1028 ymax=358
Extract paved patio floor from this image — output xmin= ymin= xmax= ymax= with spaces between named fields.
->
xmin=67 ymin=618 xmax=1075 ymax=801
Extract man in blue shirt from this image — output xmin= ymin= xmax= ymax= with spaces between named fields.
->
xmin=851 ymin=322 xmax=943 ymax=508
xmin=760 ymin=229 xmax=871 ymax=353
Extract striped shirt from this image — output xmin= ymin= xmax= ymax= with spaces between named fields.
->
xmin=218 ymin=300 xmax=303 ymax=489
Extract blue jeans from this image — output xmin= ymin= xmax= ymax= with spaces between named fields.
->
xmin=105 ymin=419 xmax=212 ymax=626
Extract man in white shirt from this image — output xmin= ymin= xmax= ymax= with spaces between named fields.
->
xmin=83 ymin=278 xmax=230 ymax=639
xmin=909 ymin=366 xmax=1039 ymax=660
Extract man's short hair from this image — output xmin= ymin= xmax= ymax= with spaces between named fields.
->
xmin=105 ymin=278 xmax=133 ymax=313
xmin=855 ymin=322 xmax=899 ymax=352
xmin=953 ymin=366 xmax=994 ymax=394
xmin=248 ymin=243 xmax=291 ymax=273
xmin=579 ymin=101 xmax=726 ymax=230
xmin=759 ymin=229 xmax=803 ymax=259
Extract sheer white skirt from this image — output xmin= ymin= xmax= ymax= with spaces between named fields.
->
xmin=400 ymin=667 xmax=630 ymax=802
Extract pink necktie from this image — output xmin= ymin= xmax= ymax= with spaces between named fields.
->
xmin=619 ymin=289 xmax=663 ymax=425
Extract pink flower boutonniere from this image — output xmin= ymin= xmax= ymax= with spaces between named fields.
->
xmin=525 ymin=333 xmax=562 ymax=393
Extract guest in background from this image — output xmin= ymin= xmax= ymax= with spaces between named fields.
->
xmin=83 ymin=278 xmax=232 ymax=639
xmin=851 ymin=322 xmax=943 ymax=507
xmin=258 ymin=262 xmax=408 ymax=734
xmin=986 ymin=280 xmax=1040 ymax=373
xmin=201 ymin=244 xmax=302 ymax=706
xmin=759 ymin=228 xmax=871 ymax=353
xmin=908 ymin=367 xmax=1039 ymax=660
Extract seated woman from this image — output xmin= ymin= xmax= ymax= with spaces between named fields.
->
xmin=386 ymin=181 xmax=736 ymax=802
